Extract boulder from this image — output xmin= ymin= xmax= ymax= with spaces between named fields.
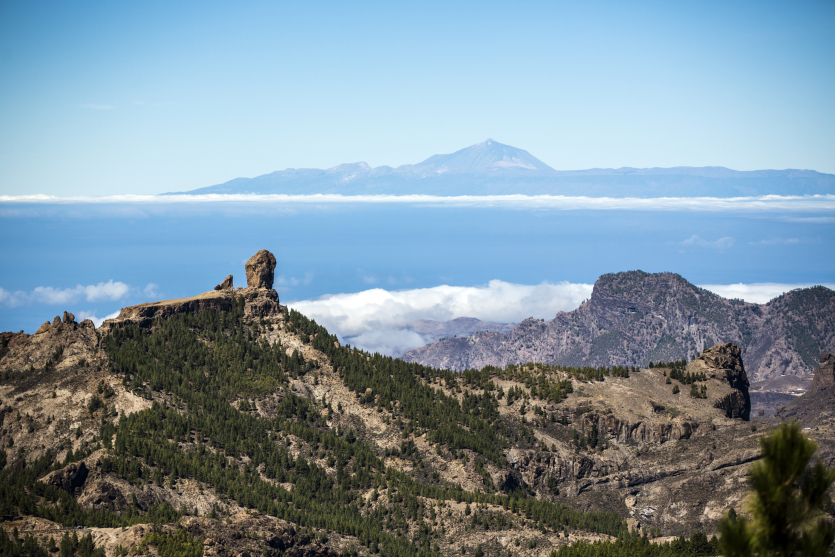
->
xmin=688 ymin=342 xmax=750 ymax=420
xmin=62 ymin=311 xmax=75 ymax=324
xmin=52 ymin=316 xmax=62 ymax=327
xmin=245 ymin=250 xmax=277 ymax=289
xmin=214 ymin=274 xmax=234 ymax=291
xmin=35 ymin=321 xmax=52 ymax=335
xmin=812 ymin=353 xmax=835 ymax=389
xmin=47 ymin=461 xmax=89 ymax=494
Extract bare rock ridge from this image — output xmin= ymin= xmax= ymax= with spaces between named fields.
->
xmin=687 ymin=343 xmax=751 ymax=420
xmin=403 ymin=271 xmax=835 ymax=381
xmin=0 ymin=310 xmax=98 ymax=375
xmin=101 ymin=249 xmax=281 ymax=331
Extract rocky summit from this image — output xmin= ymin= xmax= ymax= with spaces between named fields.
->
xmin=403 ymin=271 xmax=835 ymax=382
xmin=1 ymin=254 xmax=833 ymax=557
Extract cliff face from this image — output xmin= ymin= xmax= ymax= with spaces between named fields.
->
xmin=101 ymin=249 xmax=281 ymax=332
xmin=777 ymin=353 xmax=835 ymax=428
xmin=403 ymin=272 xmax=835 ymax=381
xmin=0 ymin=311 xmax=98 ymax=375
xmin=687 ymin=343 xmax=750 ymax=420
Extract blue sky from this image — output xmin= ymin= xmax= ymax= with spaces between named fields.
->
xmin=1 ymin=0 xmax=834 ymax=196
xmin=1 ymin=2 xmax=834 ymax=356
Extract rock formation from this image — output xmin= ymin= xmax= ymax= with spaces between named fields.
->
xmin=812 ymin=353 xmax=835 ymax=389
xmin=46 ymin=461 xmax=89 ymax=494
xmin=101 ymin=249 xmax=281 ymax=331
xmin=687 ymin=343 xmax=750 ymax=420
xmin=777 ymin=353 xmax=835 ymax=427
xmin=245 ymin=249 xmax=276 ymax=288
xmin=214 ymin=274 xmax=233 ymax=290
xmin=0 ymin=312 xmax=97 ymax=374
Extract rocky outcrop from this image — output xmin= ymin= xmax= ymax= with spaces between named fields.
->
xmin=103 ymin=290 xmax=237 ymax=330
xmin=403 ymin=272 xmax=835 ymax=381
xmin=812 ymin=353 xmax=835 ymax=388
xmin=246 ymin=249 xmax=277 ymax=288
xmin=688 ymin=343 xmax=750 ymax=420
xmin=777 ymin=353 xmax=835 ymax=427
xmin=183 ymin=515 xmax=341 ymax=557
xmin=0 ymin=312 xmax=97 ymax=373
xmin=46 ymin=461 xmax=89 ymax=494
xmin=102 ymin=250 xmax=281 ymax=331
xmin=214 ymin=274 xmax=233 ymax=290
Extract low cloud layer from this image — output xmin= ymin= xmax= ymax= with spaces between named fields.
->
xmin=699 ymin=283 xmax=835 ymax=304
xmin=0 ymin=281 xmax=158 ymax=331
xmin=2 ymin=193 xmax=834 ymax=213
xmin=77 ymin=310 xmax=121 ymax=328
xmin=289 ymin=280 xmax=835 ymax=357
xmin=0 ymin=280 xmax=135 ymax=307
xmin=681 ymin=235 xmax=736 ymax=249
xmin=288 ymin=280 xmax=593 ymax=357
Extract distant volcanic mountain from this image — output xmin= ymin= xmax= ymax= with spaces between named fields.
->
xmin=167 ymin=139 xmax=835 ymax=197
xmin=402 ymin=271 xmax=835 ymax=382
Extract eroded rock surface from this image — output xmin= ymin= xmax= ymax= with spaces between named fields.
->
xmin=0 ymin=312 xmax=97 ymax=374
xmin=812 ymin=353 xmax=835 ymax=389
xmin=688 ymin=343 xmax=750 ymax=420
xmin=214 ymin=274 xmax=234 ymax=290
xmin=246 ymin=249 xmax=277 ymax=288
xmin=777 ymin=353 xmax=835 ymax=428
xmin=46 ymin=461 xmax=89 ymax=494
xmin=101 ymin=249 xmax=281 ymax=331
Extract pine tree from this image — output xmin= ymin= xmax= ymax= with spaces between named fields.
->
xmin=718 ymin=420 xmax=835 ymax=557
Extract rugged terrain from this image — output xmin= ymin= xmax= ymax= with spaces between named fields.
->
xmin=775 ymin=353 xmax=835 ymax=429
xmin=403 ymin=271 xmax=835 ymax=382
xmin=2 ymin=252 xmax=832 ymax=557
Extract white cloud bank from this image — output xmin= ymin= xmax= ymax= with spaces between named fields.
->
xmin=77 ymin=310 xmax=121 ymax=328
xmin=681 ymin=235 xmax=736 ymax=249
xmin=288 ymin=280 xmax=593 ymax=356
xmin=289 ymin=280 xmax=835 ymax=357
xmin=0 ymin=280 xmax=132 ymax=307
xmin=0 ymin=281 xmax=159 ymax=314
xmin=1 ymin=193 xmax=834 ymax=213
xmin=699 ymin=283 xmax=835 ymax=304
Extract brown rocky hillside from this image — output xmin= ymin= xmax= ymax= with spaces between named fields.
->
xmin=2 ymin=255 xmax=832 ymax=557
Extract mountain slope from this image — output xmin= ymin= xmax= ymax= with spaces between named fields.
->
xmin=402 ymin=272 xmax=835 ymax=381
xmin=169 ymin=140 xmax=835 ymax=197
xmin=0 ymin=251 xmax=800 ymax=556
xmin=408 ymin=139 xmax=555 ymax=174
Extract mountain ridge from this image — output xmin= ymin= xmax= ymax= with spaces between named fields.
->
xmin=166 ymin=140 xmax=835 ymax=198
xmin=403 ymin=271 xmax=835 ymax=382
xmin=3 ymin=250 xmax=816 ymax=556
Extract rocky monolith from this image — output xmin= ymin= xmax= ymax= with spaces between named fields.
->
xmin=246 ymin=250 xmax=276 ymax=289
xmin=812 ymin=353 xmax=835 ymax=389
xmin=687 ymin=342 xmax=751 ymax=420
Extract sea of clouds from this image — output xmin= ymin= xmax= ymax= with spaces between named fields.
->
xmin=288 ymin=280 xmax=835 ymax=357
xmin=288 ymin=280 xmax=593 ymax=356
xmin=2 ymin=193 xmax=835 ymax=214
xmin=2 ymin=275 xmax=832 ymax=355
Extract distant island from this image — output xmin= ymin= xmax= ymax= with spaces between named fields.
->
xmin=167 ymin=139 xmax=835 ymax=198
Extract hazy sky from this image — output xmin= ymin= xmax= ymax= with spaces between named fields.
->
xmin=1 ymin=0 xmax=834 ymax=196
